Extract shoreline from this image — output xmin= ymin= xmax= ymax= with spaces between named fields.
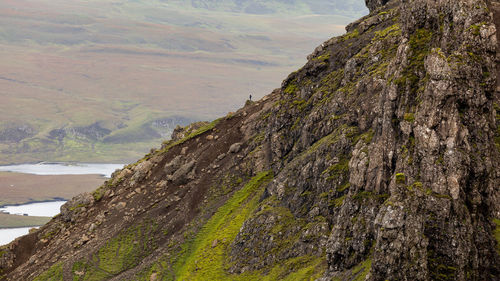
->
xmin=0 ymin=160 xmax=125 ymax=166
xmin=0 ymin=213 xmax=51 ymax=229
xmin=0 ymin=225 xmax=44 ymax=230
xmin=0 ymin=162 xmax=124 ymax=178
xmin=0 ymin=198 xmax=67 ymax=209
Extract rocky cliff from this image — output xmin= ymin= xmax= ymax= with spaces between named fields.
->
xmin=1 ymin=0 xmax=499 ymax=280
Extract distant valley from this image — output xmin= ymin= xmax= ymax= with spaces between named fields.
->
xmin=0 ymin=0 xmax=367 ymax=164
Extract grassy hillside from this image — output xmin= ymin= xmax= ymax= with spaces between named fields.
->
xmin=0 ymin=0 xmax=367 ymax=164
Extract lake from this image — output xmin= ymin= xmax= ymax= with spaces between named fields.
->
xmin=0 ymin=201 xmax=67 ymax=217
xmin=0 ymin=201 xmax=67 ymax=246
xmin=0 ymin=162 xmax=124 ymax=178
xmin=0 ymin=227 xmax=35 ymax=246
xmin=0 ymin=162 xmax=125 ymax=245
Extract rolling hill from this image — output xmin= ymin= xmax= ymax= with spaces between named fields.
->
xmin=0 ymin=0 xmax=367 ymax=164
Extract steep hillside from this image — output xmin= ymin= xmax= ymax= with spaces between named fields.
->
xmin=1 ymin=0 xmax=499 ymax=280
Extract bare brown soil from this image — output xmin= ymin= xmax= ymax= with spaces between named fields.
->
xmin=0 ymin=172 xmax=105 ymax=206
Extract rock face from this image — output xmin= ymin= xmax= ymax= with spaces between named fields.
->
xmin=365 ymin=0 xmax=389 ymax=12
xmin=0 ymin=0 xmax=499 ymax=280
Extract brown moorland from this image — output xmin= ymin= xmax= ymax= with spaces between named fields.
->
xmin=0 ymin=0 xmax=365 ymax=164
xmin=0 ymin=172 xmax=105 ymax=206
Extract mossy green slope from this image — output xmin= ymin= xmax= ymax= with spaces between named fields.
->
xmin=132 ymin=171 xmax=325 ymax=281
xmin=71 ymin=221 xmax=159 ymax=281
xmin=173 ymin=171 xmax=273 ymax=280
xmin=32 ymin=263 xmax=63 ymax=281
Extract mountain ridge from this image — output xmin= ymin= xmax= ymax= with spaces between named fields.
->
xmin=1 ymin=0 xmax=499 ymax=280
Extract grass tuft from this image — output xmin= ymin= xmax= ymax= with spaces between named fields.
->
xmin=33 ymin=262 xmax=63 ymax=281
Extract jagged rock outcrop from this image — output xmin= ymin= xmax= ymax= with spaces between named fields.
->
xmin=365 ymin=0 xmax=389 ymax=12
xmin=0 ymin=0 xmax=499 ymax=280
xmin=0 ymin=124 xmax=35 ymax=143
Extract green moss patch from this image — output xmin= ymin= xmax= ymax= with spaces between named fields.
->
xmin=404 ymin=113 xmax=415 ymax=123
xmin=71 ymin=220 xmax=158 ymax=281
xmin=33 ymin=262 xmax=63 ymax=281
xmin=341 ymin=28 xmax=360 ymax=41
xmin=395 ymin=28 xmax=432 ymax=94
xmin=396 ymin=173 xmax=406 ymax=184
xmin=144 ymin=170 xmax=327 ymax=280
xmin=323 ymin=158 xmax=349 ymax=182
xmin=173 ymin=171 xmax=273 ymax=280
xmin=158 ymin=119 xmax=220 ymax=155
xmin=284 ymin=81 xmax=299 ymax=95
xmin=333 ymin=257 xmax=372 ymax=281
xmin=373 ymin=24 xmax=401 ymax=41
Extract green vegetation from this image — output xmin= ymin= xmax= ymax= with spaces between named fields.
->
xmin=373 ymin=24 xmax=401 ymax=41
xmin=342 ymin=28 xmax=360 ymax=41
xmin=314 ymin=53 xmax=331 ymax=62
xmin=323 ymin=158 xmax=349 ymax=181
xmin=252 ymin=255 xmax=324 ymax=281
xmin=134 ymin=171 xmax=326 ymax=280
xmin=71 ymin=221 xmax=158 ymax=281
xmin=284 ymin=81 xmax=299 ymax=95
xmin=468 ymin=22 xmax=486 ymax=36
xmin=92 ymin=175 xmax=125 ymax=202
xmin=396 ymin=173 xmax=406 ymax=184
xmin=174 ymin=171 xmax=273 ymax=280
xmin=92 ymin=184 xmax=107 ymax=202
xmin=428 ymin=250 xmax=458 ymax=280
xmin=404 ymin=113 xmax=415 ymax=123
xmin=352 ymin=129 xmax=375 ymax=145
xmin=349 ymin=23 xmax=401 ymax=80
xmin=33 ymin=262 xmax=63 ymax=281
xmin=160 ymin=119 xmax=220 ymax=155
xmin=333 ymin=195 xmax=346 ymax=207
xmin=351 ymin=258 xmax=372 ymax=281
xmin=395 ymin=28 xmax=432 ymax=94
xmin=333 ymin=257 xmax=372 ymax=281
